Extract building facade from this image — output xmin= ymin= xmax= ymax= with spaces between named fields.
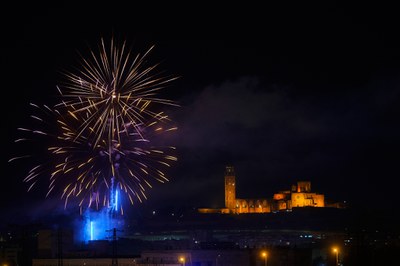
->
xmin=199 ymin=166 xmax=327 ymax=214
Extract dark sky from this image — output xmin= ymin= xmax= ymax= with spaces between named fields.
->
xmin=2 ymin=2 xmax=400 ymax=224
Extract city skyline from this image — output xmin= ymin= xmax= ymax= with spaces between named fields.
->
xmin=2 ymin=2 xmax=400 ymax=225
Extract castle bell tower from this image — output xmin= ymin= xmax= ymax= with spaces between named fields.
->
xmin=224 ymin=166 xmax=236 ymax=211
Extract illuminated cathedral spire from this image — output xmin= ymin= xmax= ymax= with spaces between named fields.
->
xmin=224 ymin=166 xmax=236 ymax=210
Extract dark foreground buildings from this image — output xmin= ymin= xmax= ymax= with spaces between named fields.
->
xmin=1 ymin=205 xmax=399 ymax=266
xmin=1 ymin=167 xmax=399 ymax=265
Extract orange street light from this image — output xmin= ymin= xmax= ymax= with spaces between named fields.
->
xmin=261 ymin=251 xmax=268 ymax=266
xmin=332 ymin=247 xmax=339 ymax=266
xmin=179 ymin=256 xmax=185 ymax=266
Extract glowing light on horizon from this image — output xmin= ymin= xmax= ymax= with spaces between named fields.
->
xmin=115 ymin=189 xmax=119 ymax=211
xmin=90 ymin=221 xmax=94 ymax=241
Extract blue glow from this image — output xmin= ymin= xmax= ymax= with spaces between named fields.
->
xmin=74 ymin=185 xmax=125 ymax=243
xmin=75 ymin=207 xmax=125 ymax=243
xmin=115 ymin=189 xmax=119 ymax=211
xmin=90 ymin=221 xmax=94 ymax=241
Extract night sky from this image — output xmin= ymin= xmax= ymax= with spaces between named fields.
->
xmin=2 ymin=2 xmax=400 ymax=224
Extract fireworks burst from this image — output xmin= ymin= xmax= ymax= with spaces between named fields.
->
xmin=9 ymin=38 xmax=179 ymax=214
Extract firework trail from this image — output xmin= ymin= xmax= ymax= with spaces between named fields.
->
xmin=9 ymin=38 xmax=179 ymax=214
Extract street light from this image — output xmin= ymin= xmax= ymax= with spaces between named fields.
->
xmin=216 ymin=254 xmax=221 ymax=266
xmin=179 ymin=256 xmax=185 ymax=266
xmin=332 ymin=247 xmax=339 ymax=266
xmin=261 ymin=251 xmax=268 ymax=266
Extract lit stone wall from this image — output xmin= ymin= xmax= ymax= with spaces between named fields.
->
xmin=291 ymin=193 xmax=325 ymax=207
xmin=235 ymin=199 xmax=270 ymax=213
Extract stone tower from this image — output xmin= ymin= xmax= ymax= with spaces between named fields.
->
xmin=224 ymin=166 xmax=236 ymax=210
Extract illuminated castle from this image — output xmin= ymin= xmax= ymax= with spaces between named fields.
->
xmin=199 ymin=166 xmax=334 ymax=214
